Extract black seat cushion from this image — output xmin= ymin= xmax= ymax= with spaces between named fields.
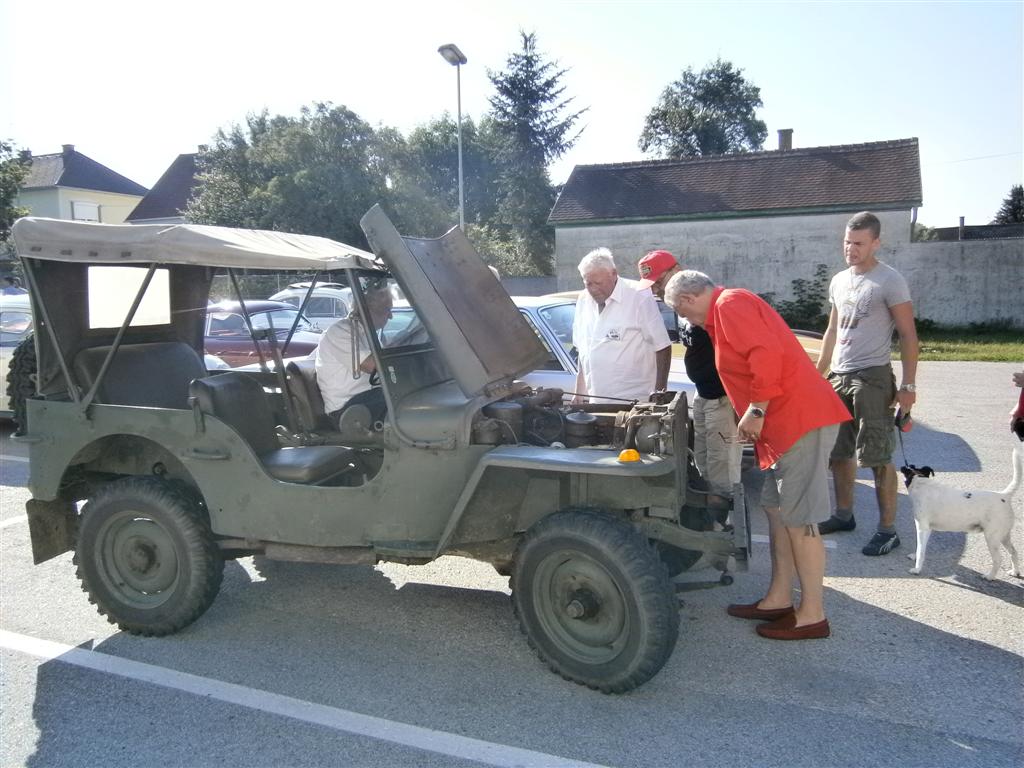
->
xmin=261 ymin=446 xmax=356 ymax=484
xmin=74 ymin=342 xmax=207 ymax=409
xmin=286 ymin=359 xmax=337 ymax=432
xmin=189 ymin=373 xmax=355 ymax=484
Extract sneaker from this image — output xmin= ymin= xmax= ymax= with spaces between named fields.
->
xmin=818 ymin=514 xmax=856 ymax=534
xmin=862 ymin=531 xmax=900 ymax=556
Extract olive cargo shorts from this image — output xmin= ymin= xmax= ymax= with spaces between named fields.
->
xmin=828 ymin=364 xmax=897 ymax=467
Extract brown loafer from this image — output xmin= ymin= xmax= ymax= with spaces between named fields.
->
xmin=756 ymin=614 xmax=830 ymax=640
xmin=726 ymin=601 xmax=795 ymax=621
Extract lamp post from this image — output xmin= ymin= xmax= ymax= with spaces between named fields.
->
xmin=437 ymin=43 xmax=467 ymax=230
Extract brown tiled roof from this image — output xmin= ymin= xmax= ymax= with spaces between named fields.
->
xmin=126 ymin=153 xmax=198 ymax=222
xmin=23 ymin=147 xmax=148 ymax=196
xmin=549 ymin=138 xmax=922 ymax=224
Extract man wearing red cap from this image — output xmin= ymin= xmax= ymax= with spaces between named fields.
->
xmin=639 ymin=250 xmax=739 ymax=508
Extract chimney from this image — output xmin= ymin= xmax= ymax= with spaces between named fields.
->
xmin=777 ymin=129 xmax=793 ymax=151
xmin=61 ymin=144 xmax=75 ymax=154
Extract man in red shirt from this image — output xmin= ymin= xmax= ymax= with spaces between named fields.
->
xmin=666 ymin=271 xmax=851 ymax=640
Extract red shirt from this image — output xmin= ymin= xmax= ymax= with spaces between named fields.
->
xmin=704 ymin=287 xmax=851 ymax=469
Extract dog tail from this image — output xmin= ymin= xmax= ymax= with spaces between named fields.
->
xmin=1000 ymin=442 xmax=1024 ymax=497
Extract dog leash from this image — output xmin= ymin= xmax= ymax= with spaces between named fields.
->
xmin=895 ymin=408 xmax=912 ymax=468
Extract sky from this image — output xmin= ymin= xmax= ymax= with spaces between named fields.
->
xmin=3 ymin=0 xmax=1021 ymax=228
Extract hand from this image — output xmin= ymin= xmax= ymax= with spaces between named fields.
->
xmin=1013 ymin=371 xmax=1024 ymax=388
xmin=737 ymin=411 xmax=763 ymax=442
xmin=895 ymin=388 xmax=916 ymax=412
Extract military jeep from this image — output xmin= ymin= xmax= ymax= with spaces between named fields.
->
xmin=9 ymin=207 xmax=749 ymax=693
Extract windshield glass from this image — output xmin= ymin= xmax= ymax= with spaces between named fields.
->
xmin=251 ymin=309 xmax=314 ymax=333
xmin=353 ymin=274 xmax=447 ymax=400
xmin=538 ymin=302 xmax=577 ymax=360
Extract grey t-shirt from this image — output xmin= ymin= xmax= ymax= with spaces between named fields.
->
xmin=829 ymin=261 xmax=912 ymax=373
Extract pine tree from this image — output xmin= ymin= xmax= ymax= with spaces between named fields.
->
xmin=992 ymin=184 xmax=1024 ymax=224
xmin=486 ymin=32 xmax=586 ymax=274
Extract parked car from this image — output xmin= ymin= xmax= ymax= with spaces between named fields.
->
xmin=205 ymin=300 xmax=322 ymax=367
xmin=1 ymin=294 xmax=32 ymax=415
xmin=386 ymin=296 xmax=695 ymax=400
xmin=9 ymin=211 xmax=749 ymax=693
xmin=268 ymin=282 xmax=352 ymax=331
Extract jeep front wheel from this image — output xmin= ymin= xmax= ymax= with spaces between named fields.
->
xmin=511 ymin=509 xmax=679 ymax=693
xmin=75 ymin=477 xmax=224 ymax=636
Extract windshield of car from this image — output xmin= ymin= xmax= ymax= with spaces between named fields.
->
xmin=1 ymin=307 xmax=32 ymax=347
xmin=538 ymin=302 xmax=577 ymax=361
xmin=251 ymin=309 xmax=314 ymax=333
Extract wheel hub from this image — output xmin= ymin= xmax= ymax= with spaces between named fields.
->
xmin=565 ymin=589 xmax=600 ymax=619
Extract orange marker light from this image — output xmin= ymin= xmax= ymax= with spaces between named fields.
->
xmin=617 ymin=449 xmax=641 ymax=463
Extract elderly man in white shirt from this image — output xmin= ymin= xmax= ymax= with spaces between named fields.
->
xmin=571 ymin=248 xmax=671 ymax=404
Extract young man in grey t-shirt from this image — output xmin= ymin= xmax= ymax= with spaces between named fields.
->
xmin=815 ymin=211 xmax=919 ymax=556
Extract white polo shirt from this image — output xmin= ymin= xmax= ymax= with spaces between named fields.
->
xmin=314 ymin=317 xmax=373 ymax=414
xmin=572 ymin=278 xmax=671 ymax=403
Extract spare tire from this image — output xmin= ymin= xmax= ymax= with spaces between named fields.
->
xmin=6 ymin=333 xmax=36 ymax=436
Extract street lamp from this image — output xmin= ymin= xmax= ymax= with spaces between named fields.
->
xmin=437 ymin=43 xmax=467 ymax=230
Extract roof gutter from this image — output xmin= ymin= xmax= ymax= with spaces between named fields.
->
xmin=548 ymin=201 xmax=923 ymax=228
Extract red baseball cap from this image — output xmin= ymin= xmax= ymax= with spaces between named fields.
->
xmin=637 ymin=250 xmax=679 ymax=288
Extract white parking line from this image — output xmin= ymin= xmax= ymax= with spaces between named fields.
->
xmin=0 ymin=630 xmax=607 ymax=768
xmin=0 ymin=515 xmax=27 ymax=529
xmin=751 ymin=533 xmax=836 ymax=549
xmin=2 ymin=455 xmax=29 ymax=463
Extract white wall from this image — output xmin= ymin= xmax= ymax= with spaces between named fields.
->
xmin=16 ymin=187 xmax=144 ymax=224
xmin=554 ymin=210 xmax=912 ymax=298
xmin=554 ymin=210 xmax=1023 ymax=328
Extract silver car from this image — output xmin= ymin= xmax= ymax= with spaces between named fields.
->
xmin=387 ymin=295 xmax=695 ymax=400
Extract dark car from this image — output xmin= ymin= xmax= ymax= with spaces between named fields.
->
xmin=205 ymin=300 xmax=322 ymax=367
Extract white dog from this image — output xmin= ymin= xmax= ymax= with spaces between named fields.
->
xmin=900 ymin=443 xmax=1023 ymax=579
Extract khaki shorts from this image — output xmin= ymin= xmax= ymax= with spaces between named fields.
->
xmin=760 ymin=424 xmax=839 ymax=527
xmin=828 ymin=364 xmax=896 ymax=467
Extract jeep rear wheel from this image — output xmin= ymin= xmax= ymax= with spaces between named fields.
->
xmin=511 ymin=509 xmax=679 ymax=693
xmin=6 ymin=333 xmax=36 ymax=436
xmin=75 ymin=477 xmax=224 ymax=636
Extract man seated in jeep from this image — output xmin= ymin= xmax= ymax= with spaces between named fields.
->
xmin=314 ymin=283 xmax=393 ymax=426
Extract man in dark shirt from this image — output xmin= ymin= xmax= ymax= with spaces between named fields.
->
xmin=638 ymin=250 xmax=739 ymax=507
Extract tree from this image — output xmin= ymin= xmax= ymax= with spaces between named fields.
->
xmin=1 ymin=140 xmax=31 ymax=246
xmin=186 ymin=103 xmax=448 ymax=248
xmin=991 ymin=184 xmax=1024 ymax=224
xmin=639 ymin=58 xmax=767 ymax=159
xmin=405 ymin=114 xmax=500 ymax=227
xmin=486 ymin=32 xmax=587 ymax=275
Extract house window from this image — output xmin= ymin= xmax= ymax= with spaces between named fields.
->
xmin=87 ymin=266 xmax=171 ymax=328
xmin=71 ymin=201 xmax=101 ymax=222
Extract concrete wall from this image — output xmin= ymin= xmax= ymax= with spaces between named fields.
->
xmin=897 ymin=239 xmax=1022 ymax=327
xmin=554 ymin=210 xmax=1022 ymax=328
xmin=554 ymin=210 xmax=912 ymax=297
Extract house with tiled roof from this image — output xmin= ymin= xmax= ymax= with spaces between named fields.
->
xmin=549 ymin=135 xmax=923 ymax=295
xmin=16 ymin=145 xmax=149 ymax=225
xmin=125 ymin=153 xmax=199 ymax=225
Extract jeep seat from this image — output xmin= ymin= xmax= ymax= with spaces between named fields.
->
xmin=285 ymin=359 xmax=337 ymax=433
xmin=189 ymin=373 xmax=356 ymax=485
xmin=74 ymin=342 xmax=208 ymax=409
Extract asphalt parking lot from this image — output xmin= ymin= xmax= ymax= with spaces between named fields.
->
xmin=1 ymin=361 xmax=1021 ymax=768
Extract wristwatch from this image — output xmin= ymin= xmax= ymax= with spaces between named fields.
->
xmin=900 ymin=384 xmax=917 ymax=393
xmin=748 ymin=406 xmax=766 ymax=418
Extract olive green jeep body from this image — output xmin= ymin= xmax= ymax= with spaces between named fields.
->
xmin=10 ymin=207 xmax=749 ymax=693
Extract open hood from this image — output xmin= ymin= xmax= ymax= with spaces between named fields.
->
xmin=360 ymin=205 xmax=550 ymax=398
